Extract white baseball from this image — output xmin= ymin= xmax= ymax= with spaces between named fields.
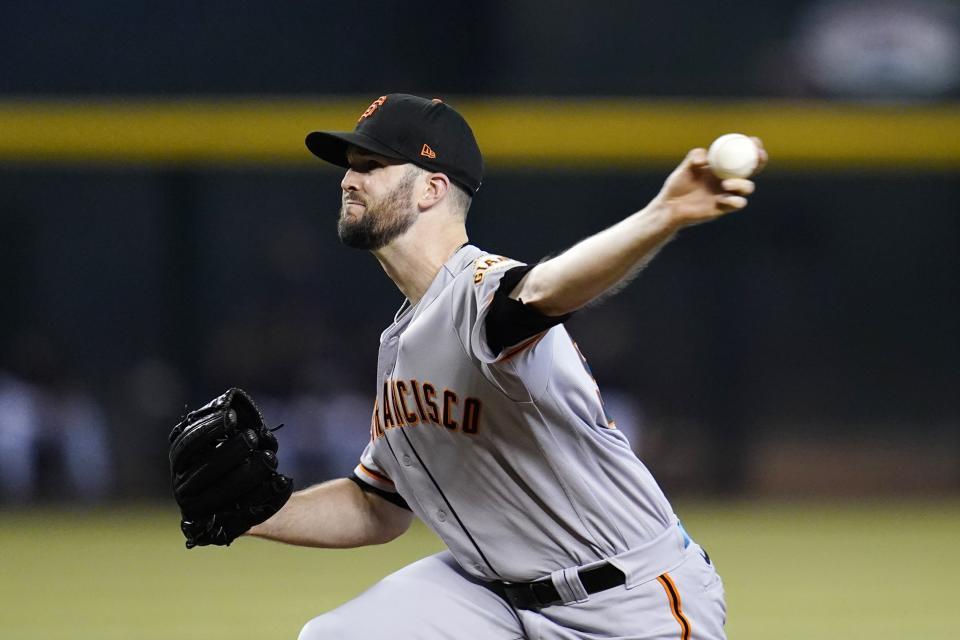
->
xmin=706 ymin=133 xmax=760 ymax=179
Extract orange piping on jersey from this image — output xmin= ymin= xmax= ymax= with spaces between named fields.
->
xmin=572 ymin=339 xmax=587 ymax=362
xmin=358 ymin=463 xmax=394 ymax=487
xmin=498 ymin=332 xmax=547 ymax=363
xmin=657 ymin=573 xmax=691 ymax=640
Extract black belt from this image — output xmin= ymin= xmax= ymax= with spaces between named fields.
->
xmin=487 ymin=563 xmax=625 ymax=610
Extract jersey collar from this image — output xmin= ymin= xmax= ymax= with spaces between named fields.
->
xmin=392 ymin=244 xmax=484 ymax=328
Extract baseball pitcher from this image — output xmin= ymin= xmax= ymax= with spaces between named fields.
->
xmin=170 ymin=94 xmax=766 ymax=639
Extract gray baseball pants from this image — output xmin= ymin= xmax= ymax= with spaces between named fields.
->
xmin=298 ymin=542 xmax=726 ymax=639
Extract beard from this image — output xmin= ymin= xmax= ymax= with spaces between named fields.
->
xmin=337 ymin=169 xmax=418 ymax=250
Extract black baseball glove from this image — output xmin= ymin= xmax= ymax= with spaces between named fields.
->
xmin=169 ymin=388 xmax=293 ymax=548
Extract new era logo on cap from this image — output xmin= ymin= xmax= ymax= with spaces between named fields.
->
xmin=305 ymin=93 xmax=484 ymax=195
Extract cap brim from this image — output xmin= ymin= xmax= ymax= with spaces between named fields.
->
xmin=305 ymin=131 xmax=407 ymax=167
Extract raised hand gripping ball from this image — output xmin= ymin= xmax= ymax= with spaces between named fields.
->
xmin=707 ymin=133 xmax=760 ymax=179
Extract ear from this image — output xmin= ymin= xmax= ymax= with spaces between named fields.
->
xmin=418 ymin=172 xmax=452 ymax=211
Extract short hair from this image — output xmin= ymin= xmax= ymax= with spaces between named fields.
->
xmin=410 ymin=165 xmax=473 ymax=220
xmin=448 ymin=182 xmax=473 ymax=220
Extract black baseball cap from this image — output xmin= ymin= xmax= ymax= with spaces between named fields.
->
xmin=305 ymin=94 xmax=484 ymax=195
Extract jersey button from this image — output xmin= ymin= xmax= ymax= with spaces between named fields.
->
xmin=436 ymin=510 xmax=447 ymax=522
xmin=402 ymin=454 xmax=412 ymax=467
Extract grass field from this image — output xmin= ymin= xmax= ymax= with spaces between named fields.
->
xmin=1 ymin=499 xmax=957 ymax=639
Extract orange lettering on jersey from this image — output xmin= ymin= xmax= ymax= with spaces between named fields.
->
xmin=462 ymin=397 xmax=481 ymax=434
xmin=381 ymin=381 xmax=395 ymax=428
xmin=358 ymin=96 xmax=387 ymax=122
xmin=442 ymin=390 xmax=459 ymax=430
xmin=371 ymin=397 xmax=384 ymax=440
xmin=390 ymin=380 xmax=407 ymax=427
xmin=396 ymin=381 xmax=419 ymax=425
xmin=371 ymin=379 xmax=482 ymax=439
xmin=474 ymin=255 xmax=519 ymax=284
xmin=410 ymin=379 xmax=429 ymax=423
xmin=422 ymin=382 xmax=440 ymax=425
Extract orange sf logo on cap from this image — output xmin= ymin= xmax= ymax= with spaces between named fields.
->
xmin=358 ymin=96 xmax=387 ymax=122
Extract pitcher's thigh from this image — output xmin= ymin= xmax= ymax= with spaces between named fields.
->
xmin=298 ymin=551 xmax=525 ymax=640
xmin=525 ymin=545 xmax=726 ymax=640
xmin=662 ymin=544 xmax=726 ymax=640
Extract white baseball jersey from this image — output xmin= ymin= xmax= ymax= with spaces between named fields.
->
xmin=353 ymin=245 xmax=683 ymax=583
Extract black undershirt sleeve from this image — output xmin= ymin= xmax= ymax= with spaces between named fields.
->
xmin=485 ymin=264 xmax=574 ymax=355
xmin=348 ymin=473 xmax=411 ymax=511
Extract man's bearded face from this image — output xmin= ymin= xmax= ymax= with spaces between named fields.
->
xmin=338 ymin=167 xmax=419 ymax=250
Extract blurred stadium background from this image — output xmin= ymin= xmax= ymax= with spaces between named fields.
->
xmin=1 ymin=1 xmax=958 ymax=638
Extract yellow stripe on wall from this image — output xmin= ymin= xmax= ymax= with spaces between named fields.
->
xmin=0 ymin=97 xmax=957 ymax=170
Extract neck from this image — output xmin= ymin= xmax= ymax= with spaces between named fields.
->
xmin=373 ymin=227 xmax=468 ymax=304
